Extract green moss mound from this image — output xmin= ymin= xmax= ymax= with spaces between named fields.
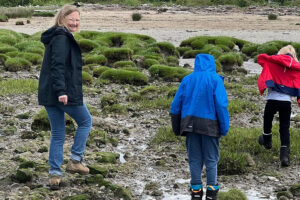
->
xmin=113 ymin=60 xmax=136 ymax=68
xmin=217 ymin=52 xmax=243 ymax=72
xmin=218 ymin=188 xmax=247 ymax=200
xmin=62 ymin=194 xmax=90 ymax=200
xmin=0 ymin=45 xmax=18 ymax=54
xmin=78 ymin=39 xmax=99 ymax=52
xmin=104 ymin=48 xmax=133 ymax=64
xmin=4 ymin=57 xmax=31 ymax=72
xmin=100 ymin=69 xmax=148 ymax=85
xmin=83 ymin=54 xmax=107 ymax=65
xmin=6 ymin=51 xmax=42 ymax=65
xmin=15 ymin=169 xmax=32 ymax=183
xmin=218 ymin=150 xmax=249 ymax=175
xmin=93 ymin=66 xmax=110 ymax=77
xmin=149 ymin=64 xmax=191 ymax=81
xmin=154 ymin=42 xmax=177 ymax=57
xmin=94 ymin=152 xmax=120 ymax=164
xmin=82 ymin=71 xmax=93 ymax=85
xmin=144 ymin=58 xmax=159 ymax=68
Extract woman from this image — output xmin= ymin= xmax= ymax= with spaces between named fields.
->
xmin=257 ymin=45 xmax=300 ymax=167
xmin=38 ymin=5 xmax=92 ymax=190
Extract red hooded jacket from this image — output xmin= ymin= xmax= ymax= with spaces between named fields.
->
xmin=257 ymin=54 xmax=300 ymax=106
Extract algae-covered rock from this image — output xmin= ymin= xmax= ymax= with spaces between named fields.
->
xmin=62 ymin=194 xmax=90 ymax=200
xmin=94 ymin=152 xmax=120 ymax=164
xmin=218 ymin=188 xmax=247 ymax=200
xmin=85 ymin=174 xmax=104 ymax=185
xmin=20 ymin=130 xmax=39 ymax=139
xmin=15 ymin=169 xmax=33 ymax=183
xmin=290 ymin=183 xmax=300 ymax=196
xmin=88 ymin=165 xmax=108 ymax=177
xmin=109 ymin=184 xmax=132 ymax=200
xmin=276 ymin=190 xmax=293 ymax=199
xmin=19 ymin=160 xmax=35 ymax=169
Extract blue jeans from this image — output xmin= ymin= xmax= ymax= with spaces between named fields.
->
xmin=45 ymin=103 xmax=92 ymax=176
xmin=186 ymin=133 xmax=220 ymax=186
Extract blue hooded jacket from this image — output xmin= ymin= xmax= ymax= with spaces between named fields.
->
xmin=170 ymin=54 xmax=229 ymax=137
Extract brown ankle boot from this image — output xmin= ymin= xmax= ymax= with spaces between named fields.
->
xmin=66 ymin=159 xmax=89 ymax=175
xmin=49 ymin=175 xmax=61 ymax=190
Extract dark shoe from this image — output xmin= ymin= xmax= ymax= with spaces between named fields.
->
xmin=49 ymin=175 xmax=61 ymax=190
xmin=280 ymin=146 xmax=290 ymax=167
xmin=258 ymin=133 xmax=272 ymax=149
xmin=66 ymin=159 xmax=89 ymax=175
xmin=190 ymin=188 xmax=203 ymax=200
xmin=206 ymin=185 xmax=219 ymax=200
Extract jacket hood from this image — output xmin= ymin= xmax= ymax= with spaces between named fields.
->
xmin=41 ymin=26 xmax=71 ymax=45
xmin=194 ymin=54 xmax=216 ymax=72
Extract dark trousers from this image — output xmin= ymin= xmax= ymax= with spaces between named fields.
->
xmin=263 ymin=100 xmax=291 ymax=147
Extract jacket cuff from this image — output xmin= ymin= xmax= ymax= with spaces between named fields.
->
xmin=171 ymin=114 xmax=181 ymax=136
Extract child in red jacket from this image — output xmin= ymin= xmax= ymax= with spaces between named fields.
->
xmin=257 ymin=45 xmax=299 ymax=167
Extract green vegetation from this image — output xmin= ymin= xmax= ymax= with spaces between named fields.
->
xmin=268 ymin=13 xmax=278 ymax=20
xmin=0 ymin=15 xmax=8 ymax=22
xmin=0 ymin=7 xmax=33 ymax=18
xmin=132 ymin=13 xmax=142 ymax=21
xmin=150 ymin=126 xmax=185 ymax=146
xmin=218 ymin=189 xmax=247 ymax=200
xmin=228 ymin=99 xmax=259 ymax=116
xmin=33 ymin=11 xmax=55 ymax=17
xmin=149 ymin=65 xmax=191 ymax=81
xmin=0 ymin=79 xmax=37 ymax=96
xmin=2 ymin=0 xmax=296 ymax=7
xmin=100 ymin=69 xmax=148 ymax=85
xmin=4 ymin=57 xmax=31 ymax=71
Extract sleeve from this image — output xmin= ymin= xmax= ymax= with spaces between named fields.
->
xmin=170 ymin=81 xmax=185 ymax=136
xmin=214 ymin=76 xmax=230 ymax=136
xmin=50 ymin=35 xmax=70 ymax=97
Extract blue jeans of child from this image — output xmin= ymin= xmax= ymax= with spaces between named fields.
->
xmin=186 ymin=132 xmax=220 ymax=186
xmin=45 ymin=103 xmax=92 ymax=176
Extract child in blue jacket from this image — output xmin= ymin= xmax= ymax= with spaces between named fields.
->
xmin=171 ymin=54 xmax=230 ymax=200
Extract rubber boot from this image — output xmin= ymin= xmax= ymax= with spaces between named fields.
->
xmin=190 ymin=186 xmax=203 ymax=200
xmin=280 ymin=146 xmax=290 ymax=167
xmin=258 ymin=133 xmax=272 ymax=149
xmin=206 ymin=185 xmax=219 ymax=200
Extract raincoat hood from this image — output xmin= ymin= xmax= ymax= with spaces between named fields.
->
xmin=41 ymin=26 xmax=72 ymax=45
xmin=194 ymin=54 xmax=216 ymax=72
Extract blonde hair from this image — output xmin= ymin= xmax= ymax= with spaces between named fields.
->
xmin=53 ymin=5 xmax=80 ymax=29
xmin=277 ymin=45 xmax=299 ymax=62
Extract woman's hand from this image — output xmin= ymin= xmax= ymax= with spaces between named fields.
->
xmin=58 ymin=95 xmax=68 ymax=105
